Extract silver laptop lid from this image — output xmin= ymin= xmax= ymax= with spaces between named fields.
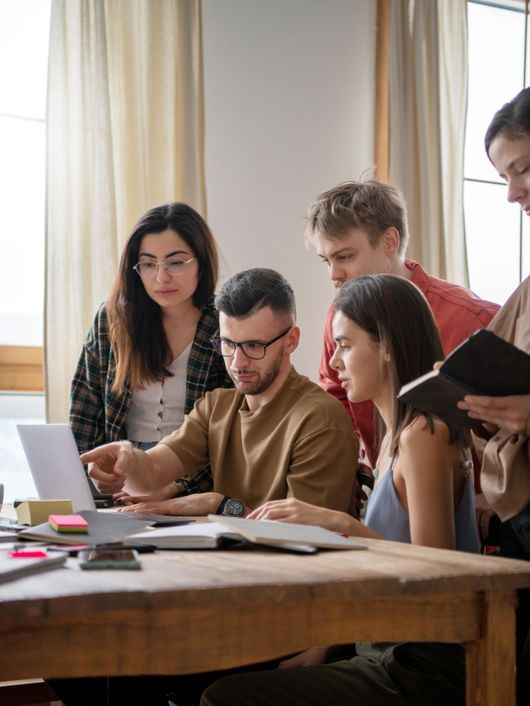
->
xmin=16 ymin=424 xmax=96 ymax=512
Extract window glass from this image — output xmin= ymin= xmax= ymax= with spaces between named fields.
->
xmin=466 ymin=3 xmax=525 ymax=181
xmin=465 ymin=1 xmax=527 ymax=304
xmin=0 ymin=117 xmax=45 ymax=345
xmin=0 ymin=394 xmax=44 ymax=504
xmin=0 ymin=0 xmax=51 ymax=346
xmin=464 ymin=181 xmax=521 ymax=303
xmin=0 ymin=1 xmax=50 ymax=504
xmin=0 ymin=0 xmax=50 ymax=118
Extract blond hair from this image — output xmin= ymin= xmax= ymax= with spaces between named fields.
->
xmin=305 ymin=180 xmax=410 ymax=255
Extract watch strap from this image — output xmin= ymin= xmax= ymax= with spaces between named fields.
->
xmin=215 ymin=495 xmax=231 ymax=515
xmin=215 ymin=495 xmax=245 ymax=516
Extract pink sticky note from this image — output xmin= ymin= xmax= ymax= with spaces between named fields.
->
xmin=9 ymin=550 xmax=48 ymax=558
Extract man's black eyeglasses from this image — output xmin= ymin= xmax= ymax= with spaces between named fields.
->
xmin=211 ymin=326 xmax=292 ymax=360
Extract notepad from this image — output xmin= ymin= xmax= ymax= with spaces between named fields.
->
xmin=49 ymin=514 xmax=89 ymax=533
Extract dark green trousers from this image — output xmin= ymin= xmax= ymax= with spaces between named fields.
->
xmin=200 ymin=643 xmax=465 ymax=706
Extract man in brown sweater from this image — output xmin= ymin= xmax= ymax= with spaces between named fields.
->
xmin=86 ymin=268 xmax=357 ymax=517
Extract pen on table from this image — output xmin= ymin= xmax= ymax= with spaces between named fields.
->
xmin=1 ymin=541 xmax=49 ymax=552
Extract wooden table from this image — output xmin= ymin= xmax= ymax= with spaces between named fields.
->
xmin=1 ymin=538 xmax=530 ymax=706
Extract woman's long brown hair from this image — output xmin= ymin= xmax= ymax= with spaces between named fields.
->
xmin=107 ymin=202 xmax=218 ymax=392
xmin=334 ymin=274 xmax=468 ymax=455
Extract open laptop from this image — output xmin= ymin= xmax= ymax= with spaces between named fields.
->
xmin=16 ymin=424 xmax=188 ymax=526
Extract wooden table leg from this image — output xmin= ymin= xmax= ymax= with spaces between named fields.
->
xmin=465 ymin=590 xmax=517 ymax=706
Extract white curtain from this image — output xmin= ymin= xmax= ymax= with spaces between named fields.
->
xmin=388 ymin=0 xmax=468 ymax=285
xmin=45 ymin=0 xmax=206 ymax=422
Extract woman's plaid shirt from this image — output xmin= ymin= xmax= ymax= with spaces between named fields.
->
xmin=69 ymin=300 xmax=233 ymax=495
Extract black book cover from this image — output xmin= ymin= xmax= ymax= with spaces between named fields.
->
xmin=397 ymin=329 xmax=530 ymax=428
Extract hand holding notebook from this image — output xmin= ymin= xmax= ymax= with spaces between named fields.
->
xmin=397 ymin=329 xmax=530 ymax=428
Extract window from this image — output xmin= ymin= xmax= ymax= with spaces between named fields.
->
xmin=464 ymin=0 xmax=530 ymax=304
xmin=0 ymin=0 xmax=50 ymax=348
xmin=0 ymin=395 xmax=42 ymax=503
xmin=0 ymin=0 xmax=51 ymax=503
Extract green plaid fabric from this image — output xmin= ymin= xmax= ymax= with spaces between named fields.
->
xmin=70 ymin=300 xmax=233 ymax=495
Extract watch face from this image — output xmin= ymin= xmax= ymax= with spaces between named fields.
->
xmin=224 ymin=499 xmax=245 ymax=517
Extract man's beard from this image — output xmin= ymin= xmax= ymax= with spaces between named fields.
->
xmin=229 ymin=348 xmax=283 ymax=396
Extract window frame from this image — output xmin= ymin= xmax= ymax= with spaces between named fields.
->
xmin=0 ymin=346 xmax=43 ymax=392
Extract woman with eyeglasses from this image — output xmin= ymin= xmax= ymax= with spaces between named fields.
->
xmin=70 ymin=202 xmax=232 ymax=499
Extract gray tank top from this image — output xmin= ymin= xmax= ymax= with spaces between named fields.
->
xmin=364 ymin=455 xmax=480 ymax=553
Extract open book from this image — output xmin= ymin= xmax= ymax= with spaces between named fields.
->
xmin=398 ymin=329 xmax=530 ymax=427
xmin=124 ymin=516 xmax=367 ymax=552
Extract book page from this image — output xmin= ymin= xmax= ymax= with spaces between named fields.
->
xmin=210 ymin=516 xmax=367 ymax=550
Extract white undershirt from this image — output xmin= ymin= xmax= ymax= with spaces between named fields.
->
xmin=126 ymin=342 xmax=192 ymax=443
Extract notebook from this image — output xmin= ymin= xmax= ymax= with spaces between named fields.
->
xmin=18 ymin=510 xmax=153 ymax=546
xmin=0 ymin=549 xmax=67 ymax=583
xmin=125 ymin=516 xmax=368 ymax=552
xmin=16 ymin=424 xmax=189 ymax=526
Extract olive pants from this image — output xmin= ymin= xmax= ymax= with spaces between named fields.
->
xmin=200 ymin=643 xmax=465 ymax=706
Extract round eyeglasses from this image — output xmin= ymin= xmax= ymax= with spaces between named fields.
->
xmin=133 ymin=257 xmax=196 ymax=279
xmin=211 ymin=326 xmax=292 ymax=360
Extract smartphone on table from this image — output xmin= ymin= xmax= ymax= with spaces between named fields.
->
xmin=78 ymin=548 xmax=141 ymax=570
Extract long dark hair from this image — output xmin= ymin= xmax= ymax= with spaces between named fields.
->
xmin=485 ymin=86 xmax=530 ymax=155
xmin=334 ymin=274 xmax=467 ymax=454
xmin=107 ymin=202 xmax=219 ymax=392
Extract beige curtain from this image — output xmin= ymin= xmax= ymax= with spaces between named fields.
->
xmin=388 ymin=0 xmax=468 ymax=285
xmin=45 ymin=0 xmax=205 ymax=423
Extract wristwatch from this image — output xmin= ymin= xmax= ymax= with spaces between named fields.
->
xmin=215 ymin=495 xmax=245 ymax=517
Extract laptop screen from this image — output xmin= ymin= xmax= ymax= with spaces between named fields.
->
xmin=16 ymin=424 xmax=97 ymax=512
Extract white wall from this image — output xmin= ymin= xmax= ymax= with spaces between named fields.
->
xmin=202 ymin=0 xmax=376 ymax=380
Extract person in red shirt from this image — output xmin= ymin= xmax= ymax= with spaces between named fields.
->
xmin=307 ymin=180 xmax=500 ymax=537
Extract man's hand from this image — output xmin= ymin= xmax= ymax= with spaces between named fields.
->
xmin=278 ymin=646 xmax=329 ymax=670
xmin=83 ymin=441 xmax=135 ymax=494
xmin=457 ymin=393 xmax=530 ymax=435
xmin=115 ymin=482 xmax=179 ymax=505
xmin=119 ymin=491 xmax=224 ymax=517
